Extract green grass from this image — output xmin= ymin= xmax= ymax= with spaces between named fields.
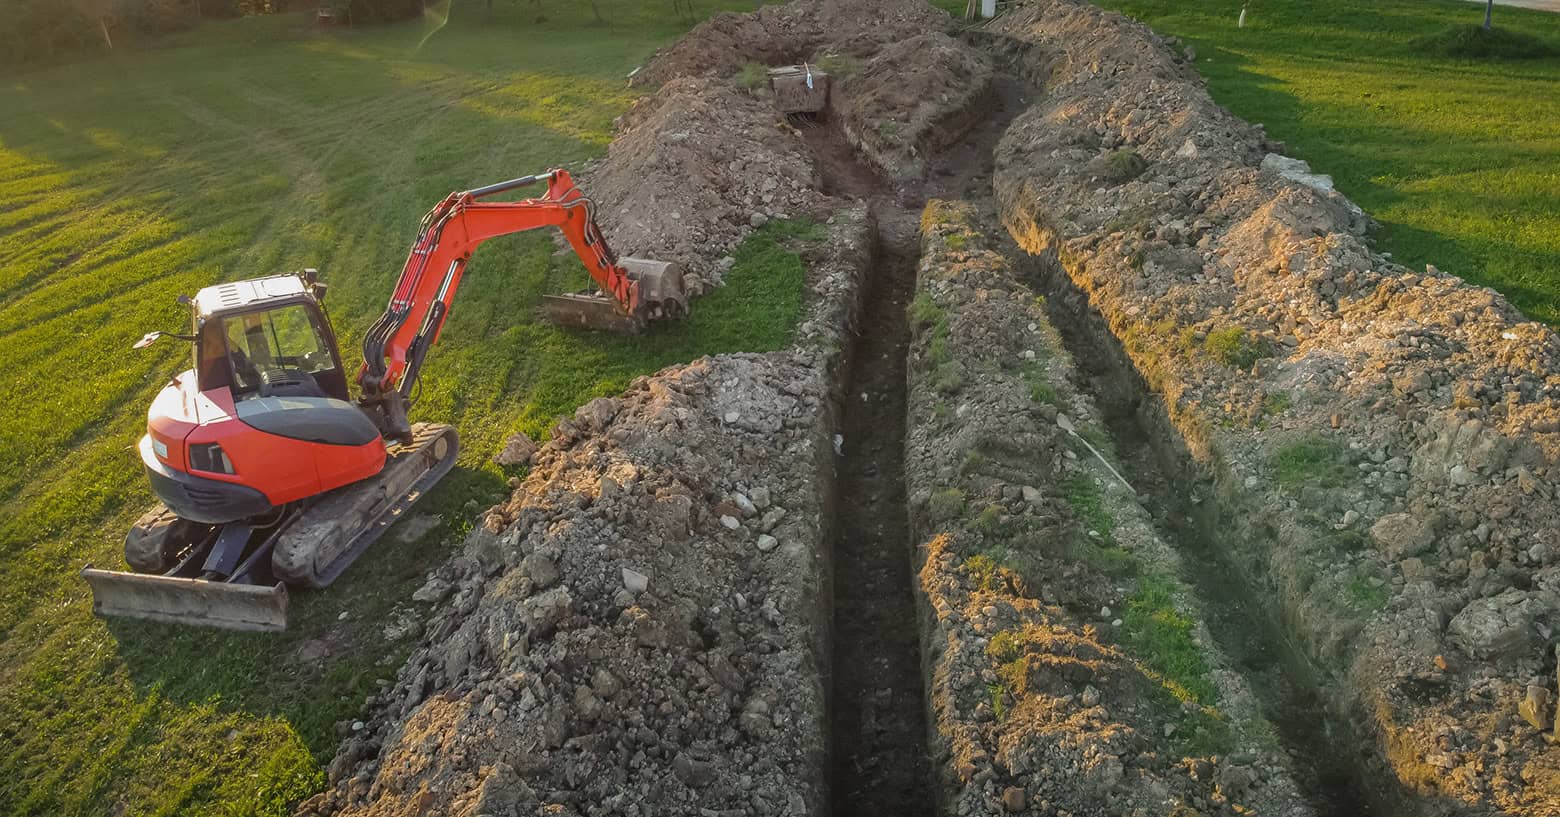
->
xmin=1415 ymin=23 xmax=1558 ymax=60
xmin=1121 ymin=574 xmax=1218 ymax=705
xmin=1271 ymin=436 xmax=1355 ymax=489
xmin=1201 ymin=325 xmax=1269 ymax=369
xmin=0 ymin=3 xmax=823 ymax=815
xmin=1092 ymin=0 xmax=1560 ymax=326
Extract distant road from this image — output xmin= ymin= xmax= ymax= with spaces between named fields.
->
xmin=1468 ymin=0 xmax=1560 ymax=13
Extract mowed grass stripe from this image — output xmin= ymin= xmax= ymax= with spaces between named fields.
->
xmin=0 ymin=3 xmax=832 ymax=814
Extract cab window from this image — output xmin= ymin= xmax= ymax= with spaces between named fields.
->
xmin=222 ymin=305 xmax=336 ymax=396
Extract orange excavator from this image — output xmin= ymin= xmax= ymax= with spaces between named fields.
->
xmin=82 ymin=170 xmax=685 ymax=632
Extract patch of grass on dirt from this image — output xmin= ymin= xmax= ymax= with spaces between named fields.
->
xmin=1202 ymin=326 xmax=1269 ymax=369
xmin=964 ymin=553 xmax=1004 ymax=593
xmin=816 ymin=53 xmax=863 ymax=77
xmin=1121 ymin=574 xmax=1219 ymax=706
xmin=0 ymin=4 xmax=806 ymax=814
xmin=737 ymin=60 xmax=769 ymax=89
xmin=1103 ymin=147 xmax=1148 ymax=182
xmin=929 ymin=487 xmax=967 ymax=522
xmin=971 ymin=503 xmax=1006 ymax=536
xmin=1344 ymin=573 xmax=1390 ymax=613
xmin=1064 ymin=474 xmax=1115 ymax=542
xmin=1065 ymin=473 xmax=1137 ymax=575
xmin=1415 ymin=24 xmax=1557 ymax=60
xmin=1272 ymin=437 xmax=1355 ymax=489
xmin=1090 ymin=0 xmax=1560 ymax=326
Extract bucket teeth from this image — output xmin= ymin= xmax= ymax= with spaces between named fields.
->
xmin=541 ymin=293 xmax=649 ymax=333
xmin=541 ymin=256 xmax=688 ymax=333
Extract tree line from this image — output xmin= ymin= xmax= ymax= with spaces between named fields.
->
xmin=0 ymin=0 xmax=425 ymax=68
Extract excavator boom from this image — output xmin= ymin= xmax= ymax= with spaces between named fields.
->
xmin=357 ymin=169 xmax=685 ymax=440
xmin=87 ymin=169 xmax=682 ymax=632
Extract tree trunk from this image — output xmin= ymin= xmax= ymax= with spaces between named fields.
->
xmin=99 ymin=16 xmax=113 ymax=49
xmin=588 ymin=0 xmax=603 ymax=23
xmin=1484 ymin=0 xmax=1494 ymax=29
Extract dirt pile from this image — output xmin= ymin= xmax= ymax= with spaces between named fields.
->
xmin=834 ymin=33 xmax=994 ymax=181
xmin=585 ymin=76 xmax=825 ymax=291
xmin=905 ymin=201 xmax=1310 ymax=817
xmin=300 ymin=211 xmax=872 ymax=817
xmin=990 ymin=0 xmax=1560 ymax=809
xmin=630 ymin=0 xmax=949 ymax=88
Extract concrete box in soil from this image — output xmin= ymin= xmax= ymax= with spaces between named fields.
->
xmin=768 ymin=65 xmax=830 ymax=114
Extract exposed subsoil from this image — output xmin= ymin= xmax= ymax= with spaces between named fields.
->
xmin=1030 ymin=267 xmax=1376 ymax=815
xmin=813 ymin=56 xmax=1032 ymax=817
xmin=829 ymin=235 xmax=930 ymax=817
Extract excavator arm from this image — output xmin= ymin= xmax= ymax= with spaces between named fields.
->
xmin=356 ymin=169 xmax=684 ymax=440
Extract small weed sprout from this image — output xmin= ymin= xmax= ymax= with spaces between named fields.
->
xmin=737 ymin=62 xmax=768 ymax=90
xmin=929 ymin=487 xmax=966 ymax=521
xmin=1104 ymin=148 xmax=1148 ymax=182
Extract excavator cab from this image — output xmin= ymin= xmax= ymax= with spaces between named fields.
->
xmin=193 ymin=275 xmax=348 ymax=403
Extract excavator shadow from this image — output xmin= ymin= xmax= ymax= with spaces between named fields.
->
xmin=103 ymin=463 xmax=505 ymax=758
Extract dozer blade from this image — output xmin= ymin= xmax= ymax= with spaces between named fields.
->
xmin=81 ymin=566 xmax=288 ymax=632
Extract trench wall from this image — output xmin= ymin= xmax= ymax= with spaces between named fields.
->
xmin=989 ymin=0 xmax=1560 ymax=811
xmin=301 ymin=208 xmax=871 ymax=817
xmin=903 ymin=200 xmax=1310 ymax=817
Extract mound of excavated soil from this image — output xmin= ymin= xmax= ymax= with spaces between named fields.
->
xmin=301 ymin=210 xmax=872 ymax=817
xmin=585 ymin=76 xmax=824 ymax=290
xmin=835 ymin=33 xmax=994 ymax=181
xmin=630 ymin=0 xmax=949 ymax=88
xmin=906 ymin=201 xmax=1311 ymax=817
xmin=991 ymin=0 xmax=1560 ymax=809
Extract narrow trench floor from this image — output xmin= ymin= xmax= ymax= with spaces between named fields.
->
xmin=820 ymin=66 xmax=1033 ymax=817
xmin=828 ymin=239 xmax=930 ymax=817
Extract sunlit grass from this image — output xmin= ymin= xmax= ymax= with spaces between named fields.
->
xmin=0 ymin=3 xmax=816 ymax=814
xmin=1093 ymin=0 xmax=1560 ymax=325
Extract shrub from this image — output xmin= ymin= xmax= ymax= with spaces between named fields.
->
xmin=736 ymin=61 xmax=769 ymax=90
xmin=1104 ymin=148 xmax=1148 ymax=183
xmin=1414 ymin=24 xmax=1557 ymax=60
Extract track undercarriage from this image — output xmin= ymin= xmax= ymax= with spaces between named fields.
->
xmin=82 ymin=423 xmax=457 ymax=632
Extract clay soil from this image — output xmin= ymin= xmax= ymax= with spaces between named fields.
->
xmin=307 ymin=0 xmax=1560 ymax=815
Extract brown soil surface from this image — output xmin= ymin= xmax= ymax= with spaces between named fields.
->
xmin=991 ymin=0 xmax=1560 ymax=811
xmin=630 ymin=0 xmax=950 ymax=88
xmin=584 ymin=76 xmax=825 ymax=291
xmin=834 ymin=32 xmax=994 ymax=181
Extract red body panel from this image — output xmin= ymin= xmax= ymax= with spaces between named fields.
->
xmin=146 ymin=370 xmax=385 ymax=507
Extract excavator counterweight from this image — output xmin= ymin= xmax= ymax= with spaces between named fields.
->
xmin=85 ymin=170 xmax=682 ymax=631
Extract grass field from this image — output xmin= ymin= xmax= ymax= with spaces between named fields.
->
xmin=1091 ymin=0 xmax=1560 ymax=325
xmin=3 ymin=0 xmax=1556 ymax=814
xmin=0 ymin=3 xmax=823 ymax=814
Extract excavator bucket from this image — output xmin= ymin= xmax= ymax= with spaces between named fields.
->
xmin=81 ymin=566 xmax=289 ymax=632
xmin=542 ymin=257 xmax=687 ymax=333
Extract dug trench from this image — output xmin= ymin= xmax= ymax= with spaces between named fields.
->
xmin=815 ymin=61 xmax=1034 ymax=817
xmin=1020 ymin=248 xmax=1379 ymax=816
xmin=305 ymin=0 xmax=1560 ymax=814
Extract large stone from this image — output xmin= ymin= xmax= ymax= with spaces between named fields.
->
xmin=1448 ymin=589 xmax=1542 ymax=660
xmin=1369 ymin=513 xmax=1436 ymax=561
xmin=493 ymin=431 xmax=539 ymax=466
xmin=1260 ymin=153 xmax=1334 ymax=193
